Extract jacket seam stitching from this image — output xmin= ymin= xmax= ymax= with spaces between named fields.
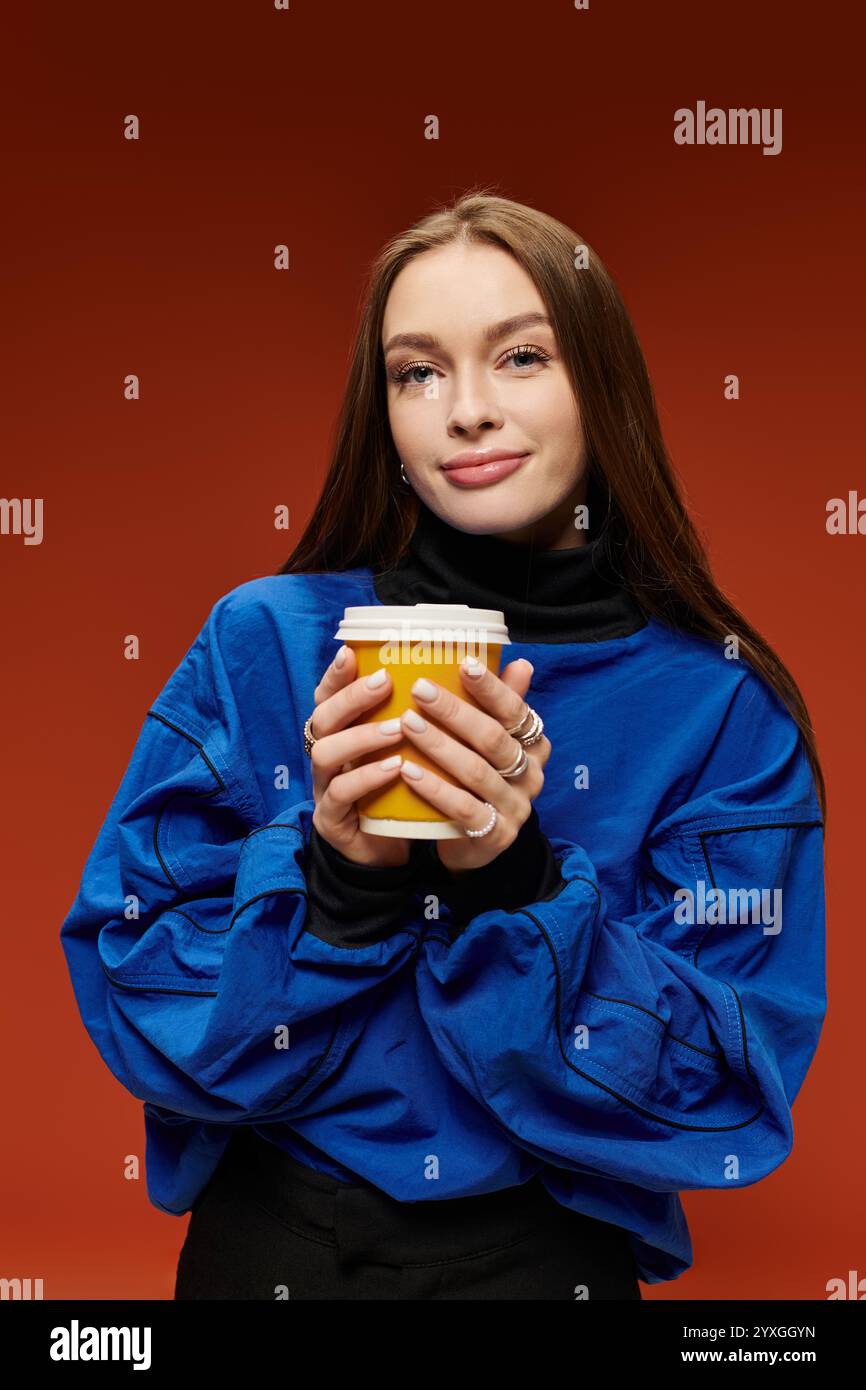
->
xmin=100 ymin=959 xmax=348 ymax=1112
xmin=692 ymin=819 xmax=822 ymax=971
xmin=577 ymin=995 xmax=726 ymax=1064
xmin=148 ymin=705 xmax=264 ymax=827
xmin=146 ymin=710 xmax=239 ymax=892
xmin=519 ymin=907 xmax=764 ymax=1132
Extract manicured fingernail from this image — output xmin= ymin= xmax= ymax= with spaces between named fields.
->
xmin=411 ymin=677 xmax=438 ymax=701
xmin=334 ymin=645 xmax=348 ymax=668
xmin=366 ymin=668 xmax=388 ymax=688
xmin=402 ymin=709 xmax=427 ymax=731
xmin=462 ymin=657 xmax=484 ymax=678
xmin=379 ymin=754 xmax=402 ymax=769
xmin=380 ymin=718 xmax=402 ymax=734
xmin=401 ymin=759 xmax=424 ymax=779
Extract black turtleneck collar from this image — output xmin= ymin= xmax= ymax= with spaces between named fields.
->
xmin=371 ymin=499 xmax=647 ymax=644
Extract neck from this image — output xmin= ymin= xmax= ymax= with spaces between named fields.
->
xmin=372 ymin=499 xmax=647 ymax=645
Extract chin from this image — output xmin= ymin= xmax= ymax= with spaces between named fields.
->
xmin=427 ymin=481 xmax=547 ymax=536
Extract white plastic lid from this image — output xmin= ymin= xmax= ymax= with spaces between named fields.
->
xmin=334 ymin=602 xmax=511 ymax=643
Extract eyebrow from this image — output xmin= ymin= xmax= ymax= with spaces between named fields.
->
xmin=382 ymin=311 xmax=553 ymax=357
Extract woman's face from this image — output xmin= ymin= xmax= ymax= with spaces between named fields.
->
xmin=381 ymin=241 xmax=588 ymax=548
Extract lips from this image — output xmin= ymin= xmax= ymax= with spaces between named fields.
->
xmin=440 ymin=451 xmax=530 ymax=487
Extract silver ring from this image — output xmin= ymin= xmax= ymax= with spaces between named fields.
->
xmin=505 ymin=704 xmax=533 ymax=738
xmin=303 ymin=713 xmax=318 ymax=757
xmin=496 ymin=745 xmax=529 ymax=779
xmin=516 ymin=709 xmax=544 ymax=747
xmin=464 ymin=802 xmax=497 ymax=838
xmin=506 ymin=703 xmax=544 ymax=746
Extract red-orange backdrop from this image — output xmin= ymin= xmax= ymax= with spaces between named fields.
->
xmin=2 ymin=0 xmax=862 ymax=1300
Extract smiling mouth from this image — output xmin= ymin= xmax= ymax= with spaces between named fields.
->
xmin=440 ymin=453 xmax=530 ymax=487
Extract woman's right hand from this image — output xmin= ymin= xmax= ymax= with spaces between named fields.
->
xmin=308 ymin=645 xmax=411 ymax=868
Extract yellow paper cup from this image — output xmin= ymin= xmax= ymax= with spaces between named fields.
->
xmin=334 ymin=603 xmax=511 ymax=838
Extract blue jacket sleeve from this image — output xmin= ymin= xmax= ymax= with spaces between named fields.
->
xmin=59 ymin=599 xmax=422 ymax=1125
xmin=415 ymin=668 xmax=827 ymax=1194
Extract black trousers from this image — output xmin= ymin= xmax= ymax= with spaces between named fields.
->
xmin=175 ymin=1127 xmax=642 ymax=1300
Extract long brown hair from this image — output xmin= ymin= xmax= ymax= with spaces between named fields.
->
xmin=277 ymin=187 xmax=826 ymax=820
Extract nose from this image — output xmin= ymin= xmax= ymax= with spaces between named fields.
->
xmin=445 ymin=366 xmax=505 ymax=435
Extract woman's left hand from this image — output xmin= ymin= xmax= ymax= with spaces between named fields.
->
xmin=397 ymin=657 xmax=551 ymax=873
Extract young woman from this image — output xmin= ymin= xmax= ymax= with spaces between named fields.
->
xmin=60 ymin=190 xmax=826 ymax=1301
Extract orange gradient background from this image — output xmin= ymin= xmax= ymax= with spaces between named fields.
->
xmin=2 ymin=0 xmax=862 ymax=1300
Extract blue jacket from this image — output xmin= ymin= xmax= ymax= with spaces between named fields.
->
xmin=59 ymin=571 xmax=826 ymax=1284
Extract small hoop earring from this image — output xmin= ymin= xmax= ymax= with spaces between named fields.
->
xmin=400 ymin=462 xmax=411 ymax=487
